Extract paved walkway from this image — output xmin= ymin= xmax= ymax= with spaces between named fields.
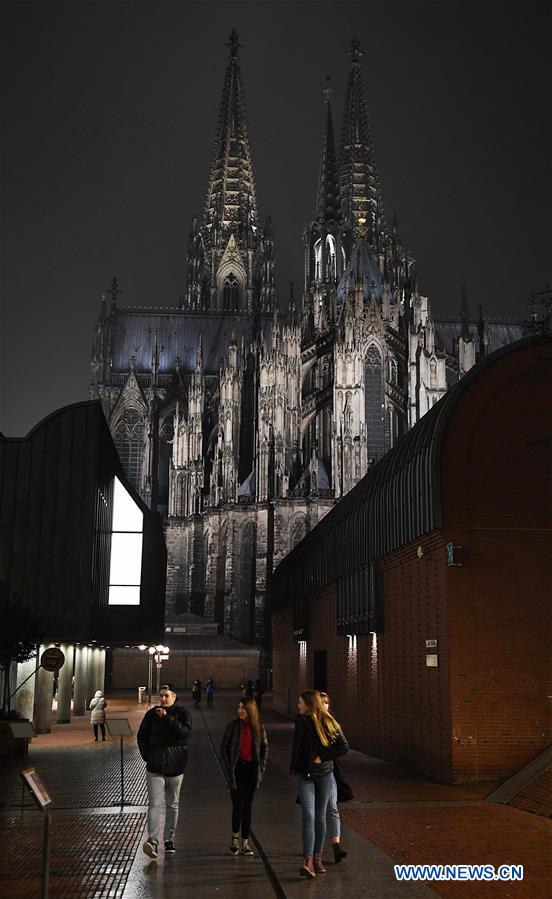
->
xmin=0 ymin=691 xmax=550 ymax=898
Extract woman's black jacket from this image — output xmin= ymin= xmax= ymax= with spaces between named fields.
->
xmin=220 ymin=718 xmax=269 ymax=790
xmin=137 ymin=704 xmax=192 ymax=776
xmin=290 ymin=714 xmax=348 ymax=778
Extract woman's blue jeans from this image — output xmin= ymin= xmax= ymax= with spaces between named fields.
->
xmin=296 ymin=772 xmax=333 ymax=857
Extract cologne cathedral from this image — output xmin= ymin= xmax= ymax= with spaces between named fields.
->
xmin=90 ymin=31 xmax=524 ymax=648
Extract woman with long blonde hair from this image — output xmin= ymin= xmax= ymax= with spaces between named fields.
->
xmin=319 ymin=691 xmax=353 ymax=863
xmin=290 ymin=690 xmax=349 ymax=878
xmin=220 ymin=698 xmax=268 ymax=856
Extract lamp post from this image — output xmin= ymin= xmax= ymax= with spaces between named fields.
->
xmin=154 ymin=645 xmax=170 ymax=695
xmin=138 ymin=645 xmax=157 ymax=705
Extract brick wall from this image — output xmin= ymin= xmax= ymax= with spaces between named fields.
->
xmin=443 ymin=340 xmax=552 ymax=782
xmin=272 ymin=539 xmax=452 ymax=781
xmin=272 ymin=343 xmax=552 ymax=783
xmin=112 ymin=649 xmax=259 ymax=690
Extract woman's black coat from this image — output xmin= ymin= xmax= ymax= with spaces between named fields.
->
xmin=290 ymin=714 xmax=349 ymax=778
xmin=220 ymin=718 xmax=269 ymax=790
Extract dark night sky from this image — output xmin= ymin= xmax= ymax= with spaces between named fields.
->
xmin=1 ymin=0 xmax=550 ymax=436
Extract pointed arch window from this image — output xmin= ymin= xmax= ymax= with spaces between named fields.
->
xmin=113 ymin=410 xmax=144 ymax=491
xmin=365 ymin=346 xmax=385 ymax=461
xmin=326 ymin=235 xmax=336 ymax=279
xmin=430 ymin=359 xmax=438 ymax=389
xmin=223 ymin=273 xmax=240 ymax=311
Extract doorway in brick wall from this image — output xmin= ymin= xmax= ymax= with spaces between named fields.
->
xmin=313 ymin=649 xmax=327 ymax=693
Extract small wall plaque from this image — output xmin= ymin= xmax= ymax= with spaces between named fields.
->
xmin=425 ymin=639 xmax=438 ymax=648
xmin=426 ymin=654 xmax=439 ymax=667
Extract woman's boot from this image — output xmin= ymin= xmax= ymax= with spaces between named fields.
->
xmin=333 ymin=842 xmax=347 ymax=863
xmin=299 ymin=856 xmax=316 ymax=878
xmin=313 ymin=853 xmax=326 ymax=874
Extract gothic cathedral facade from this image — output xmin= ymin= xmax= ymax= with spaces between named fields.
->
xmin=90 ymin=32 xmax=525 ymax=649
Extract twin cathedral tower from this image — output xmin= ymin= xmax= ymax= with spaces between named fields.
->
xmin=90 ymin=31 xmax=522 ymax=647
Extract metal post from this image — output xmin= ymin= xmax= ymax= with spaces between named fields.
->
xmin=155 ymin=659 xmax=161 ymax=695
xmin=120 ymin=735 xmax=124 ymax=807
xmin=42 ymin=810 xmax=51 ymax=899
xmin=147 ymin=654 xmax=153 ymax=706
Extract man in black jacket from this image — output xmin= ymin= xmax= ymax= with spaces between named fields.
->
xmin=137 ymin=684 xmax=192 ymax=858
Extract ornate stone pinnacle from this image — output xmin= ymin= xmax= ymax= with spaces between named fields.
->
xmin=323 ymin=75 xmax=333 ymax=102
xmin=108 ymin=276 xmax=121 ymax=303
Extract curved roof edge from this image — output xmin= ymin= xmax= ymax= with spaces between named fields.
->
xmin=1 ymin=399 xmax=103 ymax=442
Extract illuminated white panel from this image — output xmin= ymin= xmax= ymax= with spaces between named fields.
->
xmin=109 ymin=533 xmax=143 ymax=586
xmin=108 ymin=586 xmax=140 ymax=606
xmin=112 ymin=476 xmax=143 ymax=533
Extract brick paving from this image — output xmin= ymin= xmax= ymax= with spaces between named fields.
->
xmin=0 ymin=811 xmax=144 ymax=898
xmin=1 ymin=693 xmax=550 ymax=898
xmin=340 ymin=805 xmax=550 ymax=899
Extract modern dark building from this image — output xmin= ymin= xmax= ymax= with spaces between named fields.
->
xmin=271 ymin=337 xmax=552 ymax=783
xmin=0 ymin=400 xmax=166 ymax=731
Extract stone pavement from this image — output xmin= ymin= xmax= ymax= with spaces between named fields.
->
xmin=0 ymin=691 xmax=549 ymax=898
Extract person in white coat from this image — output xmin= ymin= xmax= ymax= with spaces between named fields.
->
xmin=89 ymin=690 xmax=107 ymax=741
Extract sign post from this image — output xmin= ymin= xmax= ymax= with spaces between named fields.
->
xmin=105 ymin=719 xmax=133 ymax=807
xmin=21 ymin=768 xmax=52 ymax=899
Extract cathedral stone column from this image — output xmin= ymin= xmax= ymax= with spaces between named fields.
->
xmin=34 ymin=646 xmax=54 ymax=734
xmin=14 ymin=656 xmax=38 ymax=722
xmin=86 ymin=647 xmax=100 ymax=704
xmin=56 ymin=643 xmax=74 ymax=724
xmin=73 ymin=645 xmax=89 ymax=716
xmin=95 ymin=649 xmax=106 ymax=694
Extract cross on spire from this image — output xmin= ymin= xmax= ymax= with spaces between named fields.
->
xmin=226 ymin=29 xmax=242 ymax=57
xmin=347 ymin=36 xmax=363 ymax=65
xmin=323 ymin=75 xmax=333 ymax=103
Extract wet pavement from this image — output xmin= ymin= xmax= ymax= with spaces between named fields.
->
xmin=0 ymin=691 xmax=550 ymax=898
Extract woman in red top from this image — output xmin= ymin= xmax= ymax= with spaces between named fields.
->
xmin=220 ymin=699 xmax=268 ymax=856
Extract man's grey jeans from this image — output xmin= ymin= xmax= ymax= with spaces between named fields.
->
xmin=146 ymin=771 xmax=184 ymax=843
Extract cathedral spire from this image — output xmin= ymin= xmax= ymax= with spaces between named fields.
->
xmin=315 ymin=78 xmax=339 ymax=224
xmin=339 ymin=37 xmax=385 ymax=242
xmin=203 ymin=30 xmax=258 ymax=232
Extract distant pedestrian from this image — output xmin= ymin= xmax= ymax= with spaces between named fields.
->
xmin=192 ymin=679 xmax=202 ymax=706
xmin=206 ymin=677 xmax=215 ymax=705
xmin=220 ymin=699 xmax=268 ymax=857
xmin=138 ymin=684 xmax=192 ymax=859
xmin=89 ymin=690 xmax=107 ymax=742
xmin=319 ymin=691 xmax=353 ymax=863
xmin=290 ymin=690 xmax=349 ymax=879
xmin=253 ymin=678 xmax=264 ymax=708
xmin=241 ymin=679 xmax=254 ymax=699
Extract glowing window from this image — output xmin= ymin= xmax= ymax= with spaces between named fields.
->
xmin=108 ymin=476 xmax=144 ymax=606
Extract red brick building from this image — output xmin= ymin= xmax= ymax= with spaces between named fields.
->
xmin=270 ymin=338 xmax=552 ymax=783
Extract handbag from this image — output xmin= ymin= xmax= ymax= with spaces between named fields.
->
xmin=334 ymin=759 xmax=354 ymax=802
